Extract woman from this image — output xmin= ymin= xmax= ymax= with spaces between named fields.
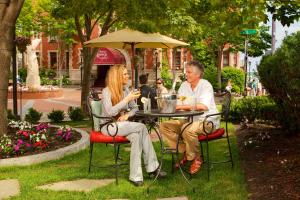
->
xmin=101 ymin=64 xmax=166 ymax=186
xmin=156 ymin=78 xmax=168 ymax=94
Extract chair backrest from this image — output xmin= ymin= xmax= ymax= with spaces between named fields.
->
xmin=87 ymin=90 xmax=102 ymax=131
xmin=221 ymin=91 xmax=231 ymax=121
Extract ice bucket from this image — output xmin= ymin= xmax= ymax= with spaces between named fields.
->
xmin=156 ymin=93 xmax=177 ymax=113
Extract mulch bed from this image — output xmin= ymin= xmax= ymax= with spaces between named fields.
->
xmin=236 ymin=124 xmax=300 ymax=200
xmin=0 ymin=127 xmax=82 ymax=159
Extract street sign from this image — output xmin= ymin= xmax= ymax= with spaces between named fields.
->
xmin=240 ymin=29 xmax=257 ymax=35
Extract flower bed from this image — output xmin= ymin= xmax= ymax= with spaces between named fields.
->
xmin=0 ymin=121 xmax=81 ymax=159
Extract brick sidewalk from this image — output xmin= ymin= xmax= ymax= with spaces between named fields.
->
xmin=7 ymin=87 xmax=83 ymax=121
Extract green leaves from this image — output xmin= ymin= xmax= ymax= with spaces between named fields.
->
xmin=266 ymin=0 xmax=300 ymax=26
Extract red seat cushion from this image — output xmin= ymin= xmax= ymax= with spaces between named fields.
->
xmin=198 ymin=128 xmax=225 ymax=141
xmin=90 ymin=130 xmax=129 ymax=143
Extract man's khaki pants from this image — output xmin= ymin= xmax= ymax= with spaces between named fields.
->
xmin=159 ymin=120 xmax=205 ymax=161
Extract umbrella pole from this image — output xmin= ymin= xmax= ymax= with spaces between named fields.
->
xmin=131 ymin=43 xmax=138 ymax=89
xmin=130 ymin=43 xmax=136 ymax=88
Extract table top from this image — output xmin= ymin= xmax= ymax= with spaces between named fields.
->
xmin=136 ymin=109 xmax=204 ymax=118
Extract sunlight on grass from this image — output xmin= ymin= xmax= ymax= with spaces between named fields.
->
xmin=0 ymin=123 xmax=247 ymax=200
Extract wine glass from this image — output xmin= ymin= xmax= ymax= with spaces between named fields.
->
xmin=132 ymin=88 xmax=140 ymax=108
xmin=178 ymin=96 xmax=186 ymax=111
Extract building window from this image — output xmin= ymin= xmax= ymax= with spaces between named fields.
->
xmin=223 ymin=50 xmax=229 ymax=67
xmin=79 ymin=48 xmax=83 ymax=65
xmin=48 ymin=35 xmax=57 ymax=43
xmin=65 ymin=51 xmax=70 ymax=69
xmin=49 ymin=51 xmax=58 ymax=68
xmin=175 ymin=50 xmax=181 ymax=70
xmin=35 ymin=51 xmax=41 ymax=67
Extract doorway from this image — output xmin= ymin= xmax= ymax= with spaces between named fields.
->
xmin=94 ymin=65 xmax=110 ymax=87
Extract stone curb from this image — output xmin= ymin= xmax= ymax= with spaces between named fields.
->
xmin=0 ymin=128 xmax=89 ymax=167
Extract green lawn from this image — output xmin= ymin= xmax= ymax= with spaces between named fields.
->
xmin=0 ymin=122 xmax=247 ymax=200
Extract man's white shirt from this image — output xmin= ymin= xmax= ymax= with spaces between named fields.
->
xmin=178 ymin=79 xmax=220 ymax=128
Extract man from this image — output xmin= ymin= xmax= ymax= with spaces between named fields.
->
xmin=159 ymin=60 xmax=219 ymax=174
xmin=137 ymin=74 xmax=157 ymax=109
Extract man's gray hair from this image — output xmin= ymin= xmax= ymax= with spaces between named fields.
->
xmin=187 ymin=60 xmax=204 ymax=77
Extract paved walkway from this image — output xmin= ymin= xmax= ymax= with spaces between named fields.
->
xmin=7 ymin=87 xmax=85 ymax=121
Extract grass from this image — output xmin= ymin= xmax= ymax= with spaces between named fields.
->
xmin=52 ymin=120 xmax=92 ymax=128
xmin=0 ymin=122 xmax=248 ymax=200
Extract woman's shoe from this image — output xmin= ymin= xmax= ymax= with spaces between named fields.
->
xmin=174 ymin=153 xmax=188 ymax=169
xmin=148 ymin=167 xmax=167 ymax=178
xmin=189 ymin=157 xmax=202 ymax=175
xmin=130 ymin=180 xmax=144 ymax=187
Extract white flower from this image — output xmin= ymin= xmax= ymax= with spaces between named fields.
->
xmin=41 ymin=134 xmax=46 ymax=140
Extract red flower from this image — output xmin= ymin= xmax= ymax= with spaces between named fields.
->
xmin=34 ymin=142 xmax=41 ymax=147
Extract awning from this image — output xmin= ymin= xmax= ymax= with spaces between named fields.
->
xmin=93 ymin=48 xmax=125 ymax=65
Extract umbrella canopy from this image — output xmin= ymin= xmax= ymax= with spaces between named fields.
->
xmin=84 ymin=28 xmax=189 ymax=88
xmin=84 ymin=28 xmax=188 ymax=48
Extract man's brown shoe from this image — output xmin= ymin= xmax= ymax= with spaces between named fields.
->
xmin=190 ymin=157 xmax=202 ymax=174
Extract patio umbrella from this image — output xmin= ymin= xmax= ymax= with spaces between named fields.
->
xmin=84 ymin=28 xmax=188 ymax=88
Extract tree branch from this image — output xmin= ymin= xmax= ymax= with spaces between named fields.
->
xmin=107 ymin=17 xmax=118 ymax=28
xmin=74 ymin=15 xmax=85 ymax=45
xmin=91 ymin=12 xmax=107 ymax=34
xmin=101 ymin=9 xmax=113 ymax=36
xmin=84 ymin=14 xmax=92 ymax=40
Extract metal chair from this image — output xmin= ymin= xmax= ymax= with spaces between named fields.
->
xmin=198 ymin=91 xmax=234 ymax=180
xmin=87 ymin=90 xmax=129 ymax=184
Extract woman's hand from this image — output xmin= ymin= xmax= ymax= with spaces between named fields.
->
xmin=118 ymin=113 xmax=129 ymax=121
xmin=125 ymin=90 xmax=141 ymax=103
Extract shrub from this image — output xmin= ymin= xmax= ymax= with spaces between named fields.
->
xmin=160 ymin=60 xmax=173 ymax=90
xmin=47 ymin=69 xmax=57 ymax=79
xmin=39 ymin=68 xmax=48 ymax=78
xmin=229 ymin=96 xmax=279 ymax=124
xmin=62 ymin=75 xmax=71 ymax=85
xmin=221 ymin=67 xmax=245 ymax=93
xmin=7 ymin=109 xmax=17 ymax=120
xmin=203 ymin=64 xmax=218 ymax=90
xmin=18 ymin=67 xmax=27 ymax=83
xmin=258 ymin=31 xmax=300 ymax=133
xmin=47 ymin=110 xmax=65 ymax=123
xmin=25 ymin=108 xmax=42 ymax=124
xmin=68 ymin=107 xmax=85 ymax=121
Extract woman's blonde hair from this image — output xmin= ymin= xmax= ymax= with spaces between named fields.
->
xmin=105 ymin=64 xmax=126 ymax=105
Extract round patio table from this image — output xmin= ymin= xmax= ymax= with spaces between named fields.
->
xmin=135 ymin=109 xmax=204 ymax=193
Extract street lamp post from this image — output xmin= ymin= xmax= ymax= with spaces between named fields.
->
xmin=80 ymin=63 xmax=83 ymax=86
xmin=244 ymin=36 xmax=249 ymax=90
xmin=240 ymin=29 xmax=257 ymax=95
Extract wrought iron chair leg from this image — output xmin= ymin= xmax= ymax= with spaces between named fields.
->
xmin=206 ymin=140 xmax=210 ymax=181
xmin=171 ymin=154 xmax=175 ymax=173
xmin=114 ymin=143 xmax=119 ymax=185
xmin=226 ymin=133 xmax=234 ymax=168
xmin=200 ymin=142 xmax=204 ymax=161
xmin=88 ymin=142 xmax=94 ymax=173
xmin=117 ymin=144 xmax=121 ymax=160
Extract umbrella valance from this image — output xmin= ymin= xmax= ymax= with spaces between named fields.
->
xmin=84 ymin=28 xmax=189 ymax=88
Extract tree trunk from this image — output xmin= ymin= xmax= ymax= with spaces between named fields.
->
xmin=217 ymin=46 xmax=224 ymax=94
xmin=76 ymin=11 xmax=115 ymax=112
xmin=80 ymin=47 xmax=97 ymax=112
xmin=0 ymin=28 xmax=12 ymax=137
xmin=0 ymin=0 xmax=25 ymax=137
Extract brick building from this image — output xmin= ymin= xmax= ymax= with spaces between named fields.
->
xmin=23 ymin=29 xmax=241 ymax=87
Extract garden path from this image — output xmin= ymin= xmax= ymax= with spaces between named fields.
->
xmin=0 ymin=179 xmax=20 ymax=199
xmin=7 ymin=87 xmax=84 ymax=121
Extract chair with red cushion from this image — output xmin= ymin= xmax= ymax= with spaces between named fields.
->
xmin=198 ymin=91 xmax=233 ymax=180
xmin=87 ymin=89 xmax=129 ymax=184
